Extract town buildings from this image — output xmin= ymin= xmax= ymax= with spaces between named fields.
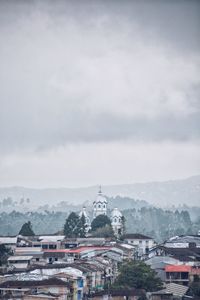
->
xmin=0 ymin=190 xmax=200 ymax=300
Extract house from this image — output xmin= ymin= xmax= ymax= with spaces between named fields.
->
xmin=0 ymin=287 xmax=30 ymax=299
xmin=0 ymin=278 xmax=70 ymax=300
xmin=14 ymin=247 xmax=45 ymax=265
xmin=164 ymin=235 xmax=200 ymax=249
xmin=146 ymin=256 xmax=183 ymax=281
xmin=43 ymin=246 xmax=111 ymax=263
xmin=0 ymin=236 xmax=17 ymax=251
xmin=31 ymin=235 xmax=65 ymax=250
xmin=123 ymin=234 xmax=155 ymax=258
xmin=7 ymin=255 xmax=34 ymax=271
xmin=150 ymin=283 xmax=189 ymax=300
xmin=157 ymin=245 xmax=200 ymax=263
xmin=92 ymin=287 xmax=145 ymax=300
xmin=114 ymin=243 xmax=135 ymax=260
xmin=165 ymin=265 xmax=191 ymax=285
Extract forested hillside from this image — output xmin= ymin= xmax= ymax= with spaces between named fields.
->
xmin=0 ymin=207 xmax=199 ymax=242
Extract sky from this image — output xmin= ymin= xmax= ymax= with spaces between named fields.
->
xmin=0 ymin=0 xmax=200 ymax=188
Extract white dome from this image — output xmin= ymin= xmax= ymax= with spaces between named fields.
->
xmin=93 ymin=190 xmax=107 ymax=204
xmin=111 ymin=208 xmax=122 ymax=218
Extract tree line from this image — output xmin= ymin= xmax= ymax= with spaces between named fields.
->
xmin=18 ymin=213 xmax=117 ymax=238
xmin=0 ymin=207 xmax=198 ymax=242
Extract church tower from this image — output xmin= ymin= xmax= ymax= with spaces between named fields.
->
xmin=79 ymin=206 xmax=91 ymax=233
xmin=93 ymin=186 xmax=107 ymax=219
xmin=111 ymin=207 xmax=123 ymax=237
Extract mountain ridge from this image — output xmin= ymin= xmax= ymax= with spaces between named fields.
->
xmin=0 ymin=175 xmax=199 ymax=208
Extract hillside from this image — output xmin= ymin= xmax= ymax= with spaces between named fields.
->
xmin=0 ymin=175 xmax=199 ymax=211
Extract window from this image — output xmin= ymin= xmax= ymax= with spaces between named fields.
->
xmin=42 ymin=245 xmax=48 ymax=249
xmin=139 ymin=240 xmax=142 ymax=244
xmin=98 ymin=204 xmax=101 ymax=208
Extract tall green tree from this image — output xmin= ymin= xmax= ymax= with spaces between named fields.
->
xmin=0 ymin=245 xmax=11 ymax=266
xmin=64 ymin=212 xmax=80 ymax=238
xmin=19 ymin=221 xmax=35 ymax=236
xmin=91 ymin=214 xmax=111 ymax=232
xmin=114 ymin=260 xmax=163 ymax=291
xmin=78 ymin=214 xmax=87 ymax=238
xmin=121 ymin=215 xmax=126 ymax=236
xmin=92 ymin=224 xmax=114 ymax=238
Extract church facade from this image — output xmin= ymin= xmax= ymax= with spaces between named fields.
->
xmin=79 ymin=187 xmax=123 ymax=237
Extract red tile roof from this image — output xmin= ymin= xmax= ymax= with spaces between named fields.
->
xmin=44 ymin=246 xmax=110 ymax=254
xmin=165 ymin=265 xmax=191 ymax=272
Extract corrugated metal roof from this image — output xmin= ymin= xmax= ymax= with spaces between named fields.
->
xmin=158 ymin=283 xmax=189 ymax=297
xmin=124 ymin=233 xmax=152 ymax=240
xmin=8 ymin=256 xmax=33 ymax=261
xmin=44 ymin=246 xmax=110 ymax=254
xmin=0 ymin=237 xmax=17 ymax=244
xmin=166 ymin=235 xmax=200 ymax=246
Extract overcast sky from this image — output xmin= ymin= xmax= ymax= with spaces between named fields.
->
xmin=0 ymin=0 xmax=200 ymax=188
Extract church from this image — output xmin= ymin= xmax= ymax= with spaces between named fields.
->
xmin=79 ymin=187 xmax=123 ymax=237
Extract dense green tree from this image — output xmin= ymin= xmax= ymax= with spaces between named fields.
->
xmin=114 ymin=260 xmax=163 ymax=291
xmin=121 ymin=215 xmax=126 ymax=235
xmin=189 ymin=276 xmax=200 ymax=297
xmin=64 ymin=212 xmax=87 ymax=238
xmin=0 ymin=245 xmax=11 ymax=266
xmin=64 ymin=212 xmax=80 ymax=238
xmin=19 ymin=221 xmax=35 ymax=236
xmin=78 ymin=214 xmax=87 ymax=238
xmin=91 ymin=214 xmax=111 ymax=232
xmin=92 ymin=224 xmax=114 ymax=238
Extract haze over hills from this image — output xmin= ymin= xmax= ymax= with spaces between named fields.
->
xmin=0 ymin=175 xmax=199 ymax=209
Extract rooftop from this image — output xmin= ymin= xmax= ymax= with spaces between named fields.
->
xmin=124 ymin=233 xmax=153 ymax=240
xmin=43 ymin=246 xmax=111 ymax=254
xmin=8 ymin=256 xmax=33 ymax=261
xmin=156 ymin=283 xmax=189 ymax=297
xmin=165 ymin=265 xmax=191 ymax=272
xmin=0 ymin=278 xmax=69 ymax=288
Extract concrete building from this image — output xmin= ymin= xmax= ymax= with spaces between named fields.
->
xmin=111 ymin=208 xmax=123 ymax=237
xmin=123 ymin=233 xmax=155 ymax=258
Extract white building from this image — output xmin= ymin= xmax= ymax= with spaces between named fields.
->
xmin=7 ymin=256 xmax=33 ymax=270
xmin=111 ymin=208 xmax=123 ymax=236
xmin=93 ymin=187 xmax=107 ymax=219
xmin=124 ymin=233 xmax=155 ymax=257
xmin=80 ymin=187 xmax=123 ymax=237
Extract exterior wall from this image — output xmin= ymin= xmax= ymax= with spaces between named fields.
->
xmin=93 ymin=296 xmax=141 ymax=300
xmin=93 ymin=190 xmax=107 ymax=219
xmin=24 ymin=296 xmax=58 ymax=300
xmin=165 ymin=271 xmax=189 ymax=285
xmin=93 ymin=202 xmax=107 ymax=218
xmin=8 ymin=259 xmax=32 ymax=270
xmin=125 ymin=238 xmax=154 ymax=256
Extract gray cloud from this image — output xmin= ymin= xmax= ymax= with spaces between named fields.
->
xmin=0 ymin=0 xmax=200 ymax=153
